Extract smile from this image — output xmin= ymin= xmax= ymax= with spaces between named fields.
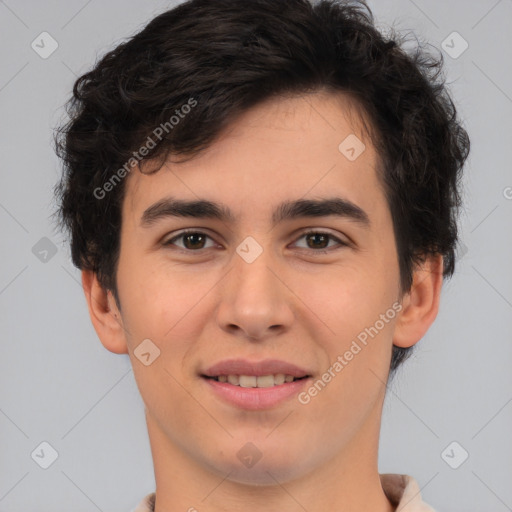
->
xmin=202 ymin=374 xmax=312 ymax=410
xmin=205 ymin=374 xmax=308 ymax=387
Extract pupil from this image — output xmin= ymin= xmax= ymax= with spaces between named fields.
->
xmin=185 ymin=233 xmax=204 ymax=249
xmin=308 ymin=233 xmax=328 ymax=249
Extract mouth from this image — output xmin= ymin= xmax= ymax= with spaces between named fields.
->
xmin=200 ymin=359 xmax=313 ymax=410
xmin=202 ymin=374 xmax=310 ymax=387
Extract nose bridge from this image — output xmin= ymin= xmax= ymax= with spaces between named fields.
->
xmin=232 ymin=238 xmax=278 ymax=306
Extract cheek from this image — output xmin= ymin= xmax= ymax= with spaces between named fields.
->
xmin=117 ymin=254 xmax=182 ymax=326
xmin=117 ymin=260 xmax=213 ymax=374
xmin=294 ymin=253 xmax=399 ymax=389
xmin=297 ymin=259 xmax=394 ymax=335
xmin=118 ymin=266 xmax=203 ymax=415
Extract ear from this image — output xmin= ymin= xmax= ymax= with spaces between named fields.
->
xmin=393 ymin=254 xmax=444 ymax=348
xmin=81 ymin=269 xmax=129 ymax=354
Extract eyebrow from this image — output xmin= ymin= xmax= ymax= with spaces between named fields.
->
xmin=140 ymin=196 xmax=370 ymax=229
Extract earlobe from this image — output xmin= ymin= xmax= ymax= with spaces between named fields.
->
xmin=81 ymin=270 xmax=129 ymax=355
xmin=392 ymin=254 xmax=444 ymax=348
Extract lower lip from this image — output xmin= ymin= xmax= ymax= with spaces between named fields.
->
xmin=203 ymin=377 xmax=311 ymax=410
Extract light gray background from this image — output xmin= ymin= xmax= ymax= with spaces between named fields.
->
xmin=0 ymin=1 xmax=511 ymax=511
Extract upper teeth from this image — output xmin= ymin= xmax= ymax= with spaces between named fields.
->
xmin=216 ymin=374 xmax=297 ymax=387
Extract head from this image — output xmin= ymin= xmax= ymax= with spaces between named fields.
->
xmin=54 ymin=0 xmax=469 ymax=488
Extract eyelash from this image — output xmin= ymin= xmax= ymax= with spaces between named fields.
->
xmin=162 ymin=229 xmax=349 ymax=253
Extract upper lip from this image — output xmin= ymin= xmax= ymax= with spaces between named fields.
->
xmin=202 ymin=358 xmax=311 ymax=378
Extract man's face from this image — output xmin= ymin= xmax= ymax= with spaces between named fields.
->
xmin=114 ymin=91 xmax=402 ymax=483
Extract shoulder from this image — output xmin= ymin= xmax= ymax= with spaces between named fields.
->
xmin=380 ymin=473 xmax=437 ymax=511
xmin=131 ymin=491 xmax=156 ymax=512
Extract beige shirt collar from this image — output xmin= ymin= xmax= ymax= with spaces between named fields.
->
xmin=132 ymin=473 xmax=435 ymax=512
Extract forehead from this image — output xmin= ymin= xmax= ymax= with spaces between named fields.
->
xmin=122 ymin=90 xmax=382 ymax=223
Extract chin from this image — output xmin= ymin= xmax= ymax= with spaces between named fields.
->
xmin=205 ymin=438 xmax=314 ymax=486
xmin=217 ymin=459 xmax=308 ymax=486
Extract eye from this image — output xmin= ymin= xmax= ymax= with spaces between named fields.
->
xmin=292 ymin=230 xmax=349 ymax=252
xmin=162 ymin=229 xmax=349 ymax=253
xmin=163 ymin=230 xmax=217 ymax=251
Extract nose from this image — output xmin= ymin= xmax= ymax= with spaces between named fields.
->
xmin=215 ymin=245 xmax=295 ymax=342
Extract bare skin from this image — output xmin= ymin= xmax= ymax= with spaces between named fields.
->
xmin=82 ymin=90 xmax=443 ymax=512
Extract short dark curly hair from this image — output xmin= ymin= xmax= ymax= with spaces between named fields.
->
xmin=53 ymin=0 xmax=470 ymax=374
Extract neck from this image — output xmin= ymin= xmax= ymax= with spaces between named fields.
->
xmin=145 ymin=403 xmax=395 ymax=512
